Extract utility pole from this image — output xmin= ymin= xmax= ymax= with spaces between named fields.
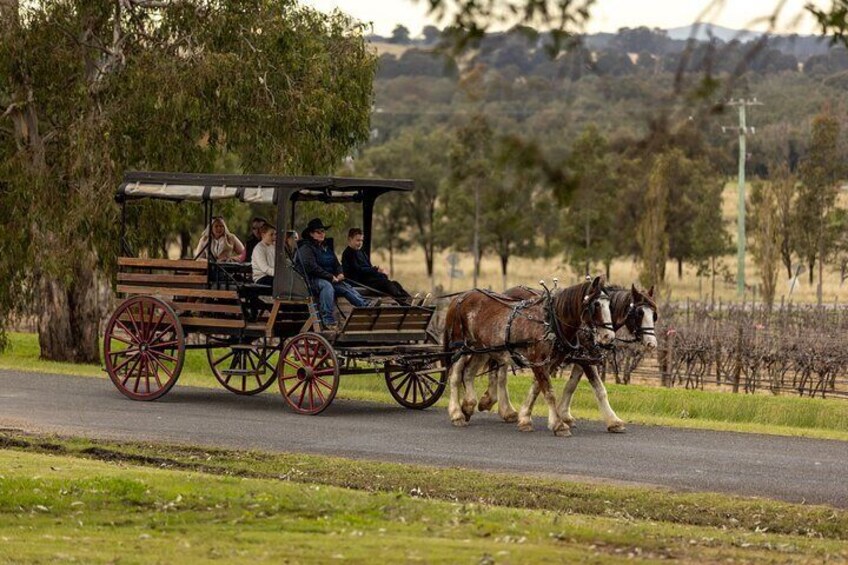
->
xmin=724 ymin=98 xmax=762 ymax=298
xmin=472 ymin=179 xmax=480 ymax=288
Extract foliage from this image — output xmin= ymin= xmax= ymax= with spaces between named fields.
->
xmin=0 ymin=0 xmax=376 ymax=359
xmin=636 ymin=151 xmax=673 ymax=287
xmin=796 ymin=111 xmax=843 ymax=293
xmin=749 ymin=180 xmax=782 ymax=307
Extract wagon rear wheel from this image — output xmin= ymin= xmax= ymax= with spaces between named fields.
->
xmin=278 ymin=333 xmax=339 ymax=415
xmin=104 ymin=296 xmax=184 ymax=401
xmin=207 ymin=336 xmax=280 ymax=395
xmin=384 ymin=361 xmax=447 ymax=409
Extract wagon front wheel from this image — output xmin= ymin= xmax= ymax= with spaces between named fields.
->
xmin=104 ymin=296 xmax=184 ymax=401
xmin=278 ymin=333 xmax=339 ymax=415
xmin=385 ymin=362 xmax=447 ymax=409
xmin=207 ymin=336 xmax=280 ymax=395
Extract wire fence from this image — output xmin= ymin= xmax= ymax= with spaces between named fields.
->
xmin=600 ymin=300 xmax=848 ymax=399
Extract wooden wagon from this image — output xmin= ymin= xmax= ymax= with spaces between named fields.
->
xmin=104 ymin=172 xmax=447 ymax=414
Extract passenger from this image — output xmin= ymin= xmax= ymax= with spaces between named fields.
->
xmin=342 ymin=228 xmax=411 ymax=304
xmin=244 ymin=216 xmax=269 ymax=261
xmin=284 ymin=230 xmax=299 ymax=261
xmin=194 ymin=216 xmax=245 ymax=262
xmin=251 ymin=224 xmax=276 ymax=286
xmin=296 ymin=218 xmax=368 ymax=330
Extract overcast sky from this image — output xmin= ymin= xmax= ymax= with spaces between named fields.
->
xmin=302 ymin=0 xmax=826 ymax=36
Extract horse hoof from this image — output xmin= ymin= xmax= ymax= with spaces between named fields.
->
xmin=478 ymin=396 xmax=495 ymax=412
xmin=502 ymin=412 xmax=519 ymax=423
xmin=452 ymin=418 xmax=469 ymax=428
xmin=607 ymin=422 xmax=626 ymax=433
xmin=554 ymin=427 xmax=572 ymax=437
xmin=564 ymin=417 xmax=577 ymax=427
xmin=518 ymin=421 xmax=534 ymax=432
xmin=461 ymin=401 xmax=476 ymax=420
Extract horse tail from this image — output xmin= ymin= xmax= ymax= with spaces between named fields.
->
xmin=443 ymin=294 xmax=465 ymax=354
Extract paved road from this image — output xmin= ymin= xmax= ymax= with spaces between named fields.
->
xmin=1 ymin=370 xmax=846 ymax=508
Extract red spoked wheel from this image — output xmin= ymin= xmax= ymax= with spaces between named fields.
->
xmin=277 ymin=333 xmax=339 ymax=415
xmin=103 ymin=296 xmax=185 ymax=401
xmin=384 ymin=361 xmax=447 ymax=409
xmin=206 ymin=336 xmax=280 ymax=395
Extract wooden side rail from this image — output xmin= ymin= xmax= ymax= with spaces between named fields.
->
xmin=118 ymin=257 xmax=208 ymax=271
xmin=339 ymin=306 xmax=435 ymax=335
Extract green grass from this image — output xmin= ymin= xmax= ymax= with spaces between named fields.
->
xmin=2 ymin=331 xmax=848 ymax=441
xmin=2 ymin=432 xmax=847 ymax=563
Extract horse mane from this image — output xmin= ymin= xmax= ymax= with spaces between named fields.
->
xmin=552 ymin=279 xmax=593 ymax=333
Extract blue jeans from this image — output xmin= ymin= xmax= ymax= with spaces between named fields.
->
xmin=313 ymin=278 xmax=367 ymax=325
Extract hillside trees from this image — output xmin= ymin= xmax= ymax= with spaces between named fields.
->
xmin=559 ymin=126 xmax=623 ymax=278
xmin=796 ymin=112 xmax=842 ymax=303
xmin=0 ymin=0 xmax=375 ymax=359
xmin=749 ymin=181 xmax=782 ymax=307
xmin=356 ymin=127 xmax=452 ymax=289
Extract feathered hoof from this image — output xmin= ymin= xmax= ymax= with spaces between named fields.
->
xmin=451 ymin=417 xmax=469 ymax=428
xmin=563 ymin=417 xmax=577 ymax=428
xmin=501 ymin=411 xmax=519 ymax=423
xmin=607 ymin=422 xmax=627 ymax=433
xmin=553 ymin=426 xmax=572 ymax=438
xmin=477 ymin=395 xmax=495 ymax=412
xmin=461 ymin=401 xmax=476 ymax=421
xmin=517 ymin=420 xmax=534 ymax=432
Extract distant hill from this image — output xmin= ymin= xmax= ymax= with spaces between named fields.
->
xmin=666 ymin=23 xmax=763 ymax=42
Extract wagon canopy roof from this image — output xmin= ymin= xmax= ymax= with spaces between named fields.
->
xmin=117 ymin=171 xmax=414 ymax=204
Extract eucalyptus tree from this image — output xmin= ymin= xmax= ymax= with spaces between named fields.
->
xmin=0 ymin=0 xmax=375 ymax=360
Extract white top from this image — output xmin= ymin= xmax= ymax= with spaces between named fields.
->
xmin=252 ymin=241 xmax=275 ymax=282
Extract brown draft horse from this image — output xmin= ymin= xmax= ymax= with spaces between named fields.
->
xmin=475 ymin=284 xmax=658 ymax=433
xmin=443 ymin=276 xmax=615 ymax=436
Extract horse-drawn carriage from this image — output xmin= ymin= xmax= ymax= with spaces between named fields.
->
xmin=104 ymin=172 xmax=447 ymax=414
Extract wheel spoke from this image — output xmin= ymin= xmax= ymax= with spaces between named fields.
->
xmin=126 ymin=306 xmax=142 ymax=343
xmin=393 ymin=373 xmax=412 ymax=396
xmin=313 ymin=381 xmax=326 ymax=404
xmin=148 ymin=351 xmax=175 ymax=382
xmin=307 ymin=381 xmax=315 ymax=410
xmin=388 ymin=370 xmax=410 ymax=383
xmin=312 ymin=375 xmax=333 ymax=390
xmin=108 ymin=333 xmax=135 ymax=346
xmin=121 ymin=355 xmax=142 ymax=386
xmin=313 ymin=367 xmax=337 ymax=376
xmin=212 ymin=349 xmax=236 ymax=368
xmin=114 ymin=320 xmax=140 ymax=344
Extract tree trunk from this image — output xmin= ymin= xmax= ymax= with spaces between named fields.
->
xmin=604 ymin=260 xmax=611 ymax=281
xmin=180 ymin=229 xmax=191 ymax=259
xmin=808 ymin=260 xmax=815 ymax=286
xmin=388 ymin=240 xmax=394 ymax=278
xmin=677 ymin=258 xmax=683 ymax=279
xmin=37 ymin=259 xmax=104 ymax=363
xmin=500 ymin=254 xmax=508 ymax=291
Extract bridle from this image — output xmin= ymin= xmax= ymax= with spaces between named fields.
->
xmin=622 ymin=300 xmax=658 ymax=341
xmin=583 ymin=291 xmax=615 ymax=334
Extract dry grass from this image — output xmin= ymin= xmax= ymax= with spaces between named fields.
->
xmin=378 ymin=182 xmax=848 ymax=304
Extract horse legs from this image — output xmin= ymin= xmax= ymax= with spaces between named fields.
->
xmin=583 ymin=364 xmax=626 ymax=433
xmin=536 ymin=369 xmax=571 ymax=437
xmin=495 ymin=363 xmax=518 ymax=423
xmin=460 ymin=355 xmax=486 ymax=422
xmin=516 ymin=379 xmax=539 ymax=432
xmin=477 ymin=360 xmax=498 ymax=412
xmin=448 ymin=355 xmax=470 ymax=427
xmin=557 ymin=364 xmax=583 ymax=427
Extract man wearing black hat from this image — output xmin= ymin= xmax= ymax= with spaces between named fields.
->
xmin=295 ymin=218 xmax=368 ymax=330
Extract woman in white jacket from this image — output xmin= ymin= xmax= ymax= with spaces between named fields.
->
xmin=194 ymin=217 xmax=245 ymax=262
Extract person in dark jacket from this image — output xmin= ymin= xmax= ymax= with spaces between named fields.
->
xmin=244 ymin=216 xmax=269 ymax=262
xmin=342 ymin=228 xmax=411 ymax=303
xmin=295 ymin=218 xmax=368 ymax=329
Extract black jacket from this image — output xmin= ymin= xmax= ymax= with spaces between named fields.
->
xmin=342 ymin=247 xmax=386 ymax=282
xmin=295 ymin=237 xmax=341 ymax=282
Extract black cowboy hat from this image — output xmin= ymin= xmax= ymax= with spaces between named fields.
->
xmin=304 ymin=218 xmax=332 ymax=233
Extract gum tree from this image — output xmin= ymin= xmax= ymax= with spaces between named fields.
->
xmin=0 ymin=0 xmax=375 ymax=360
